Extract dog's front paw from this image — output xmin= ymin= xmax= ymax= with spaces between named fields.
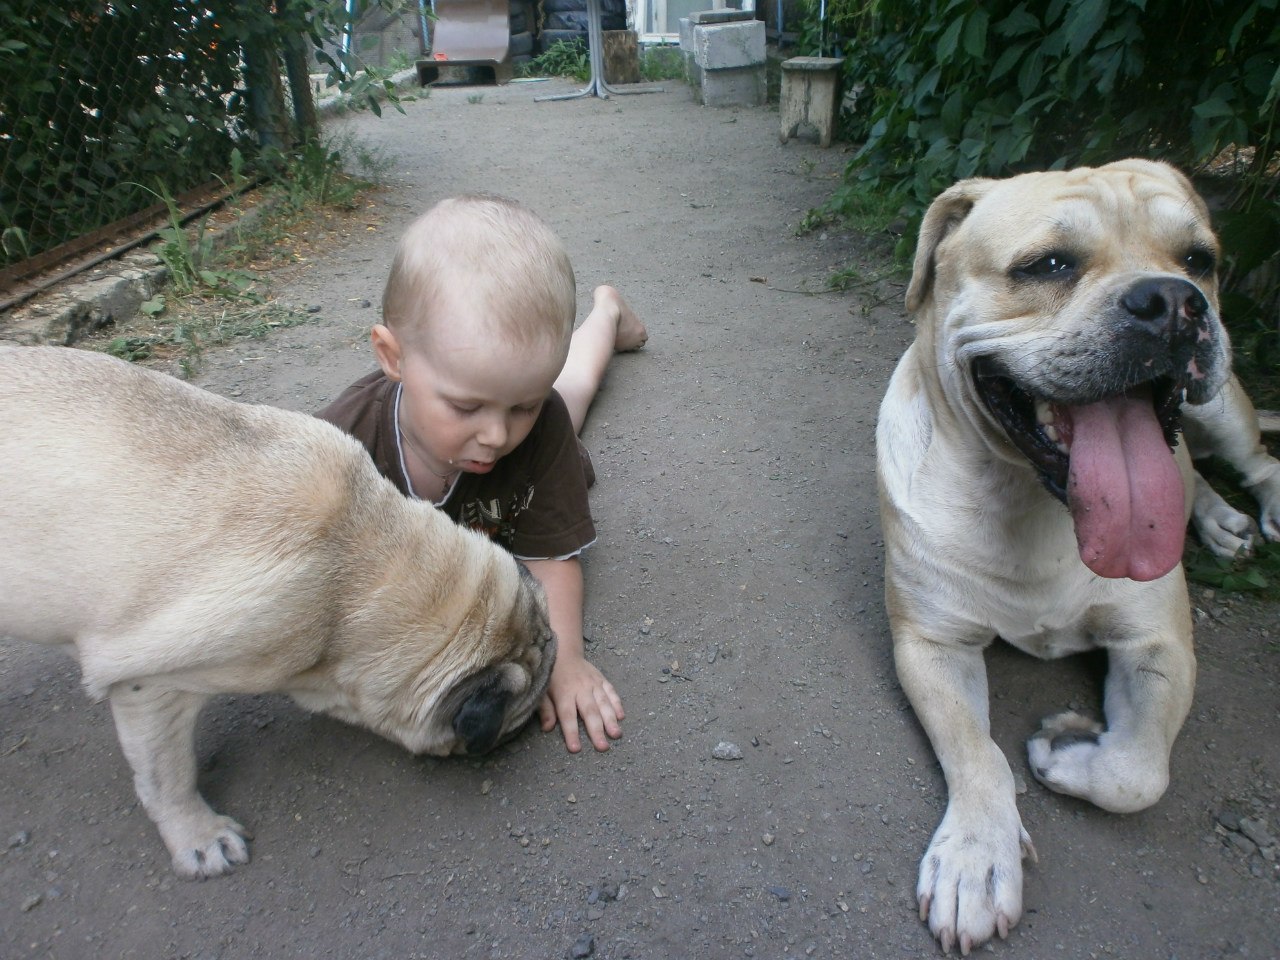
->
xmin=1028 ymin=711 xmax=1166 ymax=813
xmin=1192 ymin=477 xmax=1258 ymax=557
xmin=160 ymin=812 xmax=252 ymax=880
xmin=1247 ymin=474 xmax=1280 ymax=543
xmin=917 ymin=806 xmax=1035 ymax=955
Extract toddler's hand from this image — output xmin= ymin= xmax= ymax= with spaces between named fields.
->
xmin=539 ymin=653 xmax=623 ymax=753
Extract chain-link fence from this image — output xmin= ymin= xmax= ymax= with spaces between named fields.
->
xmin=0 ymin=2 xmax=261 ymax=278
xmin=0 ymin=0 xmax=420 ymax=298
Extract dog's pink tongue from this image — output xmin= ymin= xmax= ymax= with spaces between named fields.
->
xmin=1067 ymin=394 xmax=1185 ymax=581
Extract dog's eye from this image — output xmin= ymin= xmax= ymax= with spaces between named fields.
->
xmin=1183 ymin=247 xmax=1216 ymax=277
xmin=1012 ymin=252 xmax=1078 ymax=281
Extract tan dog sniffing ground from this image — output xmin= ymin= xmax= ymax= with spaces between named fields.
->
xmin=875 ymin=159 xmax=1278 ymax=954
xmin=0 ymin=346 xmax=556 ymax=879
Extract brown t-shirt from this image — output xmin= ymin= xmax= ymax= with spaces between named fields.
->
xmin=316 ymin=370 xmax=596 ymax=560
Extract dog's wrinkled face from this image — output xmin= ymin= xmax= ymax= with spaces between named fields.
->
xmin=313 ymin=561 xmax=557 ymax=758
xmin=909 ymin=159 xmax=1231 ymax=582
xmin=437 ymin=564 xmax=557 ymax=756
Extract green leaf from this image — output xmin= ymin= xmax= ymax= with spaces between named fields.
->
xmin=995 ymin=5 xmax=1040 ymax=38
xmin=991 ymin=41 xmax=1029 ymax=81
xmin=1064 ymin=0 xmax=1109 ymax=55
xmin=1017 ymin=49 xmax=1044 ymax=98
xmin=937 ymin=16 xmax=964 ymax=64
xmin=941 ymin=89 xmax=967 ymax=139
xmin=1192 ymin=97 xmax=1234 ymax=119
xmin=963 ymin=9 xmax=990 ymax=59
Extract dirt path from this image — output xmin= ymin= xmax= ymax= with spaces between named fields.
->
xmin=2 ymin=77 xmax=1277 ymax=960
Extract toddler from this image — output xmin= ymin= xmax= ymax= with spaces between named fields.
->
xmin=317 ymin=195 xmax=646 ymax=752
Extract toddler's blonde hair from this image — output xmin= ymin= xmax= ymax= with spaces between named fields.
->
xmin=382 ymin=195 xmax=576 ymax=355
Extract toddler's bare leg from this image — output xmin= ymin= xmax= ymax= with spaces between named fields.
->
xmin=555 ymin=285 xmax=647 ymax=435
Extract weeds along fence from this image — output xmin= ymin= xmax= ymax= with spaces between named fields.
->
xmin=0 ymin=0 xmax=404 ymax=297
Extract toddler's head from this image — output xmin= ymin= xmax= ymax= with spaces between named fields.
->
xmin=380 ymin=194 xmax=576 ymax=364
xmin=371 ymin=196 xmax=578 ymax=482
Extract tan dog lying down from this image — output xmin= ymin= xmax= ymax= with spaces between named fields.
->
xmin=876 ymin=159 xmax=1275 ymax=955
xmin=0 ymin=346 xmax=556 ymax=879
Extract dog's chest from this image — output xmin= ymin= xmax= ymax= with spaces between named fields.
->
xmin=977 ymin=570 xmax=1116 ymax=658
xmin=997 ymin=617 xmax=1098 ymax=660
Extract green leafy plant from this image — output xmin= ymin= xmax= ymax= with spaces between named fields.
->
xmin=128 ymin=180 xmax=261 ymax=303
xmin=521 ymin=40 xmax=591 ymax=82
xmin=639 ymin=45 xmax=686 ymax=82
xmin=1186 ymin=540 xmax=1280 ymax=599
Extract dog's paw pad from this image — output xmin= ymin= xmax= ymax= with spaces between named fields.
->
xmin=1027 ymin=712 xmax=1105 ymax=790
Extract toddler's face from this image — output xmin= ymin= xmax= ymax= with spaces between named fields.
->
xmin=389 ymin=311 xmax=565 ymax=478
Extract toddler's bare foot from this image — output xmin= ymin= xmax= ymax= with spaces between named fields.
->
xmin=595 ymin=285 xmax=647 ymax=352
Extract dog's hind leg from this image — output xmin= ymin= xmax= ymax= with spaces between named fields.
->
xmin=894 ymin=630 xmax=1035 ymax=956
xmin=1027 ymin=615 xmax=1195 ymax=814
xmin=109 ymin=683 xmax=251 ymax=879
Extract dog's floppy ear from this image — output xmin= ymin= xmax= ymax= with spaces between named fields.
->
xmin=905 ymin=178 xmax=995 ymax=314
xmin=451 ymin=669 xmax=512 ymax=755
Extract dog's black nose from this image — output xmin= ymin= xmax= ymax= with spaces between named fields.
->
xmin=1120 ymin=277 xmax=1208 ymax=342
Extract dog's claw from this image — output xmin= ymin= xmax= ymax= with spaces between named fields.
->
xmin=919 ymin=893 xmax=931 ymax=923
xmin=997 ymin=914 xmax=1010 ymax=939
xmin=1020 ymin=828 xmax=1038 ymax=864
xmin=960 ymin=932 xmax=973 ymax=956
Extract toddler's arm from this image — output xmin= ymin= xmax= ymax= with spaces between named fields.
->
xmin=522 ymin=557 xmax=624 ymax=752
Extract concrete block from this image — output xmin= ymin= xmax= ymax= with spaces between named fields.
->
xmin=687 ymin=8 xmax=754 ymax=24
xmin=678 ymin=19 xmax=703 ymax=91
xmin=679 ymin=16 xmax=696 ymax=53
xmin=693 ymin=19 xmax=765 ymax=70
xmin=699 ymin=66 xmax=765 ymax=107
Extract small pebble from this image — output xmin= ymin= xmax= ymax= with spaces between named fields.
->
xmin=20 ymin=894 xmax=41 ymax=912
xmin=761 ymin=833 xmax=775 ymax=846
xmin=713 ymin=741 xmax=743 ymax=761
xmin=1239 ymin=817 xmax=1274 ymax=849
xmin=769 ymin=886 xmax=791 ymax=902
xmin=8 ymin=830 xmax=30 ymax=849
xmin=569 ymin=933 xmax=595 ymax=958
xmin=305 ymin=304 xmax=322 ymax=313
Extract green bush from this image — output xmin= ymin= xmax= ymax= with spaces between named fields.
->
xmin=521 ymin=40 xmax=592 ymax=82
xmin=817 ymin=0 xmax=1279 ymax=400
xmin=835 ymin=0 xmax=1277 ymax=213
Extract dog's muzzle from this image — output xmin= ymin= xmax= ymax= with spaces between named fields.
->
xmin=971 ymin=275 xmax=1222 ymax=582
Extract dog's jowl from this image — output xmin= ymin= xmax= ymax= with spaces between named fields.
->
xmin=0 ymin=346 xmax=556 ymax=879
xmin=875 ymin=159 xmax=1276 ymax=954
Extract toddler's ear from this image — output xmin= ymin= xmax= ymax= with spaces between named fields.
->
xmin=371 ymin=324 xmax=403 ymax=381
